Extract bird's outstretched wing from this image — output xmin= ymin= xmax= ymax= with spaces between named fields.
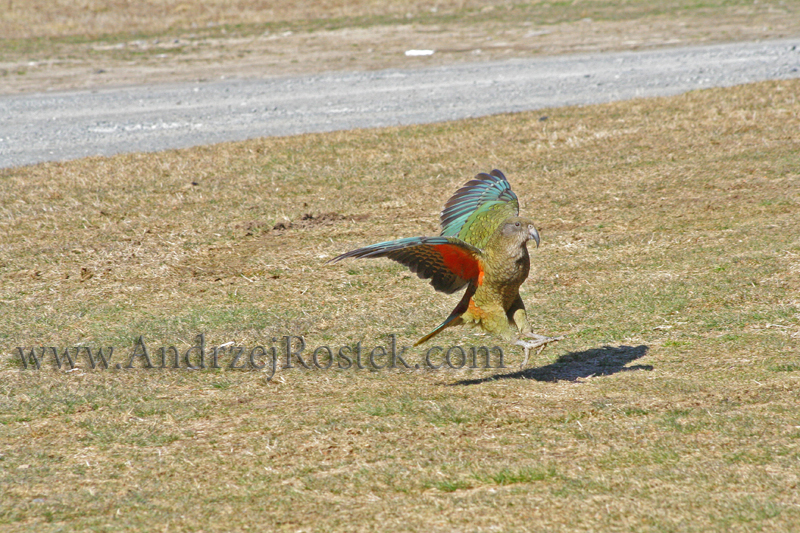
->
xmin=329 ymin=236 xmax=482 ymax=294
xmin=440 ymin=169 xmax=519 ymax=249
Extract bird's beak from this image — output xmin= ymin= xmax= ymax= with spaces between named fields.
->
xmin=529 ymin=225 xmax=540 ymax=248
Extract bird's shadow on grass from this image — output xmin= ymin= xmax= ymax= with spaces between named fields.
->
xmin=453 ymin=344 xmax=652 ymax=386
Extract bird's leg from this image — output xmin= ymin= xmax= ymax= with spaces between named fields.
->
xmin=510 ymin=305 xmax=564 ymax=368
xmin=516 ymin=333 xmax=565 ymax=368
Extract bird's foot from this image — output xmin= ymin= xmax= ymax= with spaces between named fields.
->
xmin=516 ymin=333 xmax=565 ymax=368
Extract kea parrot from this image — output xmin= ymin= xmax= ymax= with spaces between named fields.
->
xmin=330 ymin=170 xmax=563 ymax=367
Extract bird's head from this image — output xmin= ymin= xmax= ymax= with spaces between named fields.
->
xmin=499 ymin=216 xmax=540 ymax=248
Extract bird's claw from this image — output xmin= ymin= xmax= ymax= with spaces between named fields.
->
xmin=515 ymin=334 xmax=565 ymax=368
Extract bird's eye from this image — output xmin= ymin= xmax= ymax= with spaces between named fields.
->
xmin=514 ymin=222 xmax=520 ymax=227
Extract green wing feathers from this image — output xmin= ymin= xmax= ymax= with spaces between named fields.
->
xmin=440 ymin=169 xmax=519 ymax=249
xmin=329 ymin=236 xmax=483 ymax=295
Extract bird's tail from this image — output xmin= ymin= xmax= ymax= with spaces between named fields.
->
xmin=413 ymin=286 xmax=474 ymax=346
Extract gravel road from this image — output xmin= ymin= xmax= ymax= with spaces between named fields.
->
xmin=1 ymin=38 xmax=798 ymax=169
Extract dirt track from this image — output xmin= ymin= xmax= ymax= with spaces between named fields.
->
xmin=2 ymin=38 xmax=799 ymax=168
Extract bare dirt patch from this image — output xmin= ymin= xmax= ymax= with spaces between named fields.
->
xmin=270 ymin=212 xmax=348 ymax=232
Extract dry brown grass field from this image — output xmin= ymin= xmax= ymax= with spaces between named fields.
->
xmin=2 ymin=0 xmax=800 ymax=93
xmin=2 ymin=1 xmax=800 ymax=531
xmin=1 ymin=78 xmax=799 ymax=531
